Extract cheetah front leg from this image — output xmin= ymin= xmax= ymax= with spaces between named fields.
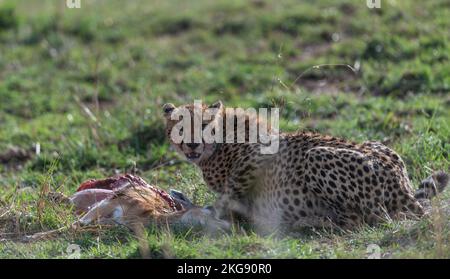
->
xmin=211 ymin=175 xmax=255 ymax=227
xmin=214 ymin=192 xmax=250 ymax=226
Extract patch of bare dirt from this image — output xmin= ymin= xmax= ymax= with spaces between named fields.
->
xmin=295 ymin=68 xmax=362 ymax=95
xmin=296 ymin=43 xmax=333 ymax=61
xmin=289 ymin=41 xmax=364 ymax=95
xmin=0 ymin=146 xmax=33 ymax=169
xmin=0 ymin=209 xmax=31 ymax=242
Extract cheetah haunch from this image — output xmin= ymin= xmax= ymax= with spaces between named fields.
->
xmin=163 ymin=101 xmax=448 ymax=233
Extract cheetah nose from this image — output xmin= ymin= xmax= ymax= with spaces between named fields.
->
xmin=186 ymin=143 xmax=200 ymax=149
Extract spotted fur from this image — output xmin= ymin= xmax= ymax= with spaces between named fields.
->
xmin=163 ymin=101 xmax=449 ymax=232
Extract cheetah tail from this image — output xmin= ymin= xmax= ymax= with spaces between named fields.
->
xmin=414 ymin=171 xmax=449 ymax=200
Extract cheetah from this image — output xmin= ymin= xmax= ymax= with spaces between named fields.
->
xmin=162 ymin=101 xmax=449 ymax=233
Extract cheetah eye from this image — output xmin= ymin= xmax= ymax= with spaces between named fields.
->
xmin=202 ymin=123 xmax=216 ymax=136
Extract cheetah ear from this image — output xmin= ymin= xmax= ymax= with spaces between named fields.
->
xmin=163 ymin=103 xmax=176 ymax=117
xmin=209 ymin=100 xmax=223 ymax=110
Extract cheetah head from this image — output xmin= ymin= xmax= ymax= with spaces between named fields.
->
xmin=162 ymin=101 xmax=224 ymax=164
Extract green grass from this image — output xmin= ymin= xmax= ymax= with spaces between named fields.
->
xmin=0 ymin=0 xmax=449 ymax=258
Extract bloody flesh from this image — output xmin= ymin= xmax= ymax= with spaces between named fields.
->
xmin=76 ymin=174 xmax=183 ymax=211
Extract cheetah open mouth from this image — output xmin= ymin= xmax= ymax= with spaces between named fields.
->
xmin=186 ymin=152 xmax=201 ymax=160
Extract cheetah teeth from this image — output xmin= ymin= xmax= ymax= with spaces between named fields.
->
xmin=186 ymin=153 xmax=201 ymax=160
